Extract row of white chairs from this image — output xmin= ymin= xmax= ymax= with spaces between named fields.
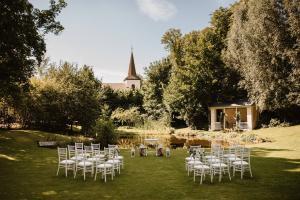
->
xmin=57 ymin=143 xmax=123 ymax=182
xmin=185 ymin=144 xmax=253 ymax=184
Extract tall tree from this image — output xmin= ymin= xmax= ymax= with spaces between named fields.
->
xmin=163 ymin=7 xmax=243 ymax=128
xmin=142 ymin=58 xmax=172 ymax=120
xmin=19 ymin=62 xmax=101 ymax=134
xmin=0 ymin=0 xmax=67 ymax=99
xmin=224 ymin=0 xmax=300 ymax=111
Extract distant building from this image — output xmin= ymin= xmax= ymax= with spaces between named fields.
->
xmin=103 ymin=51 xmax=141 ymax=90
xmin=209 ymin=100 xmax=259 ymax=131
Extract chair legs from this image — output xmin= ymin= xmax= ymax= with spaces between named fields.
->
xmin=56 ymin=165 xmax=60 ymax=176
xmin=57 ymin=164 xmax=75 ymax=177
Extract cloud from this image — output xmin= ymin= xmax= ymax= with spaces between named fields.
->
xmin=136 ymin=0 xmax=177 ymax=21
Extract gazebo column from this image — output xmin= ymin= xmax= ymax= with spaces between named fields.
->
xmin=247 ymin=107 xmax=253 ymax=130
xmin=210 ymin=108 xmax=216 ymax=131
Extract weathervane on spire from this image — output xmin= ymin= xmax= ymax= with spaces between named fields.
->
xmin=131 ymin=45 xmax=133 ymax=53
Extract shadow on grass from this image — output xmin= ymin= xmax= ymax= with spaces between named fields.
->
xmin=1 ymin=130 xmax=300 ymax=200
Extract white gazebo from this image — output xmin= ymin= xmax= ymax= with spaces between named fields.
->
xmin=209 ymin=100 xmax=258 ymax=131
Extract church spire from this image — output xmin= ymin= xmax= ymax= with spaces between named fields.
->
xmin=124 ymin=50 xmax=140 ymax=81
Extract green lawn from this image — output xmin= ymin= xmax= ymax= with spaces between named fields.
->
xmin=0 ymin=127 xmax=300 ymax=200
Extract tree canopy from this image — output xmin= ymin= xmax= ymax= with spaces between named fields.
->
xmin=162 ymin=7 xmax=245 ymax=128
xmin=0 ymin=0 xmax=66 ymax=99
xmin=18 ymin=62 xmax=101 ymax=134
xmin=224 ymin=0 xmax=300 ymax=111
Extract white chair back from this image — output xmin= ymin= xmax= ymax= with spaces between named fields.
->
xmin=91 ymin=143 xmax=101 ymax=156
xmin=67 ymin=145 xmax=75 ymax=158
xmin=108 ymin=144 xmax=117 ymax=149
xmin=75 ymin=143 xmax=83 ymax=150
xmin=58 ymin=147 xmax=67 ymax=162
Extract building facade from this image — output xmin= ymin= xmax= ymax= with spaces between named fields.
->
xmin=103 ymin=51 xmax=141 ymax=90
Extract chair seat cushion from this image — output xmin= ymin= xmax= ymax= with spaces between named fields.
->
xmin=186 ymin=157 xmax=200 ymax=161
xmin=87 ymin=157 xmax=101 ymax=162
xmin=106 ymin=160 xmax=120 ymax=164
xmin=207 ymin=158 xmax=220 ymax=163
xmin=228 ymin=157 xmax=241 ymax=161
xmin=205 ymin=155 xmax=216 ymax=159
xmin=97 ymin=163 xmax=113 ymax=168
xmin=188 ymin=160 xmax=202 ymax=165
xmin=70 ymin=156 xmax=83 ymax=161
xmin=78 ymin=153 xmax=90 ymax=157
xmin=61 ymin=160 xmax=75 ymax=164
xmin=194 ymin=165 xmax=210 ymax=170
xmin=212 ymin=163 xmax=228 ymax=167
xmin=233 ymin=161 xmax=249 ymax=165
xmin=78 ymin=161 xmax=93 ymax=166
xmin=224 ymin=154 xmax=235 ymax=158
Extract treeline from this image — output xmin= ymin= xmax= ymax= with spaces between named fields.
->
xmin=141 ymin=0 xmax=300 ymax=128
xmin=1 ymin=0 xmax=299 ymax=133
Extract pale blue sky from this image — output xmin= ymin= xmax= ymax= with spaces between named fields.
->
xmin=30 ymin=0 xmax=236 ymax=83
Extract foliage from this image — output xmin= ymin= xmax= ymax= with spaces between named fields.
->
xmin=142 ymin=115 xmax=170 ymax=131
xmin=111 ymin=107 xmax=143 ymax=127
xmin=0 ymin=0 xmax=67 ymax=100
xmin=224 ymin=0 xmax=300 ymax=111
xmin=0 ymin=100 xmax=17 ymax=129
xmin=99 ymin=86 xmax=143 ymax=120
xmin=142 ymin=58 xmax=172 ymax=120
xmin=17 ymin=62 xmax=101 ymax=134
xmin=162 ymin=7 xmax=245 ymax=128
xmin=92 ymin=119 xmax=118 ymax=148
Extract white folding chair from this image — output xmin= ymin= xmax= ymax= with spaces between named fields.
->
xmin=74 ymin=150 xmax=93 ymax=181
xmin=94 ymin=158 xmax=113 ymax=182
xmin=67 ymin=145 xmax=75 ymax=158
xmin=187 ymin=159 xmax=203 ymax=176
xmin=108 ymin=144 xmax=117 ymax=149
xmin=91 ymin=143 xmax=101 ymax=156
xmin=226 ymin=146 xmax=243 ymax=168
xmin=106 ymin=157 xmax=121 ymax=175
xmin=194 ymin=164 xmax=211 ymax=184
xmin=233 ymin=147 xmax=253 ymax=179
xmin=210 ymin=149 xmax=231 ymax=183
xmin=84 ymin=145 xmax=93 ymax=157
xmin=56 ymin=147 xmax=75 ymax=177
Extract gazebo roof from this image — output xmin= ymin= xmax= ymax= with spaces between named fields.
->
xmin=209 ymin=100 xmax=254 ymax=108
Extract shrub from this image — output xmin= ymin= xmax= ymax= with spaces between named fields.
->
xmin=111 ymin=107 xmax=143 ymax=127
xmin=187 ymin=139 xmax=211 ymax=148
xmin=241 ymin=133 xmax=258 ymax=143
xmin=92 ymin=119 xmax=118 ymax=148
xmin=269 ymin=118 xmax=281 ymax=127
xmin=169 ymin=135 xmax=186 ymax=148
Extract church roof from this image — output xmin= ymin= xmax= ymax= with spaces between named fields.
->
xmin=103 ymin=83 xmax=126 ymax=90
xmin=124 ymin=52 xmax=141 ymax=81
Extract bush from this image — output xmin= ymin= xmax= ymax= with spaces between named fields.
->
xmin=92 ymin=119 xmax=118 ymax=148
xmin=269 ymin=118 xmax=281 ymax=127
xmin=111 ymin=107 xmax=143 ymax=127
xmin=186 ymin=139 xmax=211 ymax=148
xmin=169 ymin=135 xmax=186 ymax=148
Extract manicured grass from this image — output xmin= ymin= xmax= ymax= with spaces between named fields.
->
xmin=0 ymin=127 xmax=300 ymax=200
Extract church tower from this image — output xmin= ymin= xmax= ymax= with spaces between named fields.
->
xmin=124 ymin=51 xmax=141 ymax=89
